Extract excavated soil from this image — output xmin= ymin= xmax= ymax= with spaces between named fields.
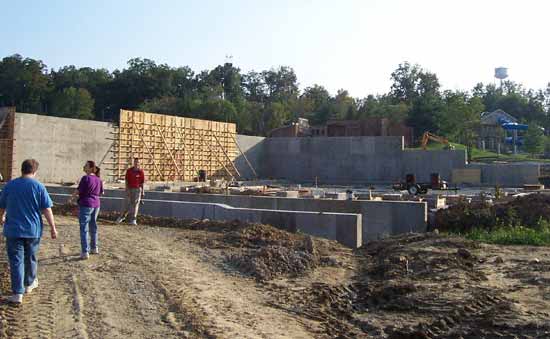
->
xmin=434 ymin=193 xmax=550 ymax=232
xmin=1 ymin=206 xmax=549 ymax=338
xmin=260 ymin=233 xmax=550 ymax=338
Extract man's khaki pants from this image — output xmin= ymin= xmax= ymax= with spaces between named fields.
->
xmin=122 ymin=188 xmax=141 ymax=222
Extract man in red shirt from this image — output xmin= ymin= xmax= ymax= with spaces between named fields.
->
xmin=116 ymin=158 xmax=145 ymax=225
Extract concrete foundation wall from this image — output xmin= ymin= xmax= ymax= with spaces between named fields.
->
xmin=263 ymin=137 xmax=404 ymax=183
xmin=263 ymin=136 xmax=466 ymax=184
xmin=44 ymin=186 xmax=428 ymax=243
xmin=13 ymin=113 xmax=113 ymax=183
xmin=401 ymin=150 xmax=467 ymax=182
xmin=235 ymin=135 xmax=265 ymax=179
xmin=49 ymin=193 xmax=362 ymax=248
xmin=467 ymin=163 xmax=540 ymax=186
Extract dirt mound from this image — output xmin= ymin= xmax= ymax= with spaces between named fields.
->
xmin=434 ymin=193 xmax=550 ymax=232
xmin=227 ymin=245 xmax=316 ymax=280
xmin=223 ymin=225 xmax=335 ymax=281
xmin=266 ymin=232 xmax=550 ymax=337
xmin=53 ymin=203 xmax=338 ymax=281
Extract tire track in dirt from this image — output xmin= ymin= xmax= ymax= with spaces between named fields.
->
xmin=118 ymin=225 xmax=314 ymax=339
xmin=1 ymin=216 xmax=316 ymax=338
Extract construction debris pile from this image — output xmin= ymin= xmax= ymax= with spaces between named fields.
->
xmin=434 ymin=193 xmax=550 ymax=232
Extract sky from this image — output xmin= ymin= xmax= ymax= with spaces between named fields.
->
xmin=1 ymin=0 xmax=549 ymax=97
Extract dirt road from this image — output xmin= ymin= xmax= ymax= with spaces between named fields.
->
xmin=1 ymin=214 xmax=550 ymax=338
xmin=0 ymin=216 xmax=319 ymax=339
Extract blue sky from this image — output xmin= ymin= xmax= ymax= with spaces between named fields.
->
xmin=2 ymin=0 xmax=549 ymax=96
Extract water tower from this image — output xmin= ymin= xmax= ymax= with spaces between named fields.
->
xmin=495 ymin=67 xmax=508 ymax=87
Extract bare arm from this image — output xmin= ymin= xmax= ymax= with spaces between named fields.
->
xmin=42 ymin=208 xmax=57 ymax=239
xmin=0 ymin=208 xmax=5 ymax=224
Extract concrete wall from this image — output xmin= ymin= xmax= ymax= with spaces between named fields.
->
xmin=401 ymin=150 xmax=467 ymax=182
xmin=13 ymin=113 xmax=113 ymax=183
xmin=234 ymin=135 xmax=265 ymax=179
xmin=49 ymin=193 xmax=362 ymax=248
xmin=9 ymin=113 xmax=262 ymax=184
xmin=263 ymin=136 xmax=405 ymax=183
xmin=467 ymin=162 xmax=540 ymax=186
xmin=263 ymin=136 xmax=466 ymax=184
xmin=44 ymin=186 xmax=428 ymax=243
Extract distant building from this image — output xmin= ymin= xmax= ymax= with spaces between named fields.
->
xmin=269 ymin=117 xmax=414 ymax=146
xmin=268 ymin=118 xmax=310 ymax=137
xmin=479 ymin=109 xmax=521 ymax=151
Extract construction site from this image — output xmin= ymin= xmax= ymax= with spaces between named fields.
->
xmin=1 ymin=106 xmax=550 ymax=338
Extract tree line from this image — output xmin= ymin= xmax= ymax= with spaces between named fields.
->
xmin=1 ymin=54 xmax=549 ymax=147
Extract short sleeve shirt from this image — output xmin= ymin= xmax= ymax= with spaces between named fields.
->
xmin=77 ymin=175 xmax=103 ymax=208
xmin=125 ymin=168 xmax=145 ymax=189
xmin=0 ymin=177 xmax=53 ymax=238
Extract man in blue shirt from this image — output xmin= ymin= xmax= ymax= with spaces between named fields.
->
xmin=0 ymin=159 xmax=57 ymax=304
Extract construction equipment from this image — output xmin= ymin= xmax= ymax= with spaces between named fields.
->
xmin=420 ymin=132 xmax=455 ymax=150
xmin=393 ymin=173 xmax=452 ymax=195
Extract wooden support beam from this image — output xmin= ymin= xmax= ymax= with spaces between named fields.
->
xmin=212 ymin=133 xmax=241 ymax=177
xmin=137 ymin=129 xmax=164 ymax=180
xmin=198 ymin=138 xmax=234 ymax=181
xmin=173 ymin=127 xmax=198 ymax=179
xmin=154 ymin=125 xmax=182 ymax=180
xmin=230 ymin=134 xmax=258 ymax=178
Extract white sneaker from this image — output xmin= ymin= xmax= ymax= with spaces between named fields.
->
xmin=7 ymin=294 xmax=23 ymax=304
xmin=25 ymin=279 xmax=38 ymax=294
xmin=80 ymin=253 xmax=90 ymax=260
xmin=90 ymin=248 xmax=99 ymax=255
xmin=116 ymin=215 xmax=125 ymax=224
xmin=129 ymin=220 xmax=137 ymax=226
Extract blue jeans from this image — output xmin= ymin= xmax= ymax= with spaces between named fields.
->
xmin=6 ymin=237 xmax=41 ymax=295
xmin=79 ymin=207 xmax=99 ymax=254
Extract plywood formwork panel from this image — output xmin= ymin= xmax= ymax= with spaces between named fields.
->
xmin=109 ymin=109 xmax=238 ymax=182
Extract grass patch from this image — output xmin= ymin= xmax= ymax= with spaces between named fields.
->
xmin=463 ymin=226 xmax=550 ymax=246
xmin=406 ymin=141 xmax=550 ymax=162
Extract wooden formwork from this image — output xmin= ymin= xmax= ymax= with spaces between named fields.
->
xmin=0 ymin=107 xmax=15 ymax=181
xmin=108 ymin=109 xmax=240 ymax=182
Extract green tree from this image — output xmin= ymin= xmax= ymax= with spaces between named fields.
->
xmin=265 ymin=102 xmax=290 ymax=132
xmin=390 ymin=62 xmax=421 ymax=104
xmin=523 ymin=124 xmax=545 ymax=156
xmin=138 ymin=96 xmax=188 ymax=116
xmin=406 ymin=70 xmax=443 ymax=136
xmin=439 ymin=91 xmax=484 ymax=161
xmin=0 ymin=54 xmax=51 ymax=112
xmin=356 ymin=95 xmax=408 ymax=123
xmin=262 ymin=66 xmax=299 ymax=103
xmin=389 ymin=62 xmax=444 ymax=136
xmin=49 ymin=65 xmax=113 ymax=119
xmin=50 ymin=87 xmax=95 ymax=119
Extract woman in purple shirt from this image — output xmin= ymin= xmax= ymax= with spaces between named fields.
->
xmin=73 ymin=161 xmax=103 ymax=260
